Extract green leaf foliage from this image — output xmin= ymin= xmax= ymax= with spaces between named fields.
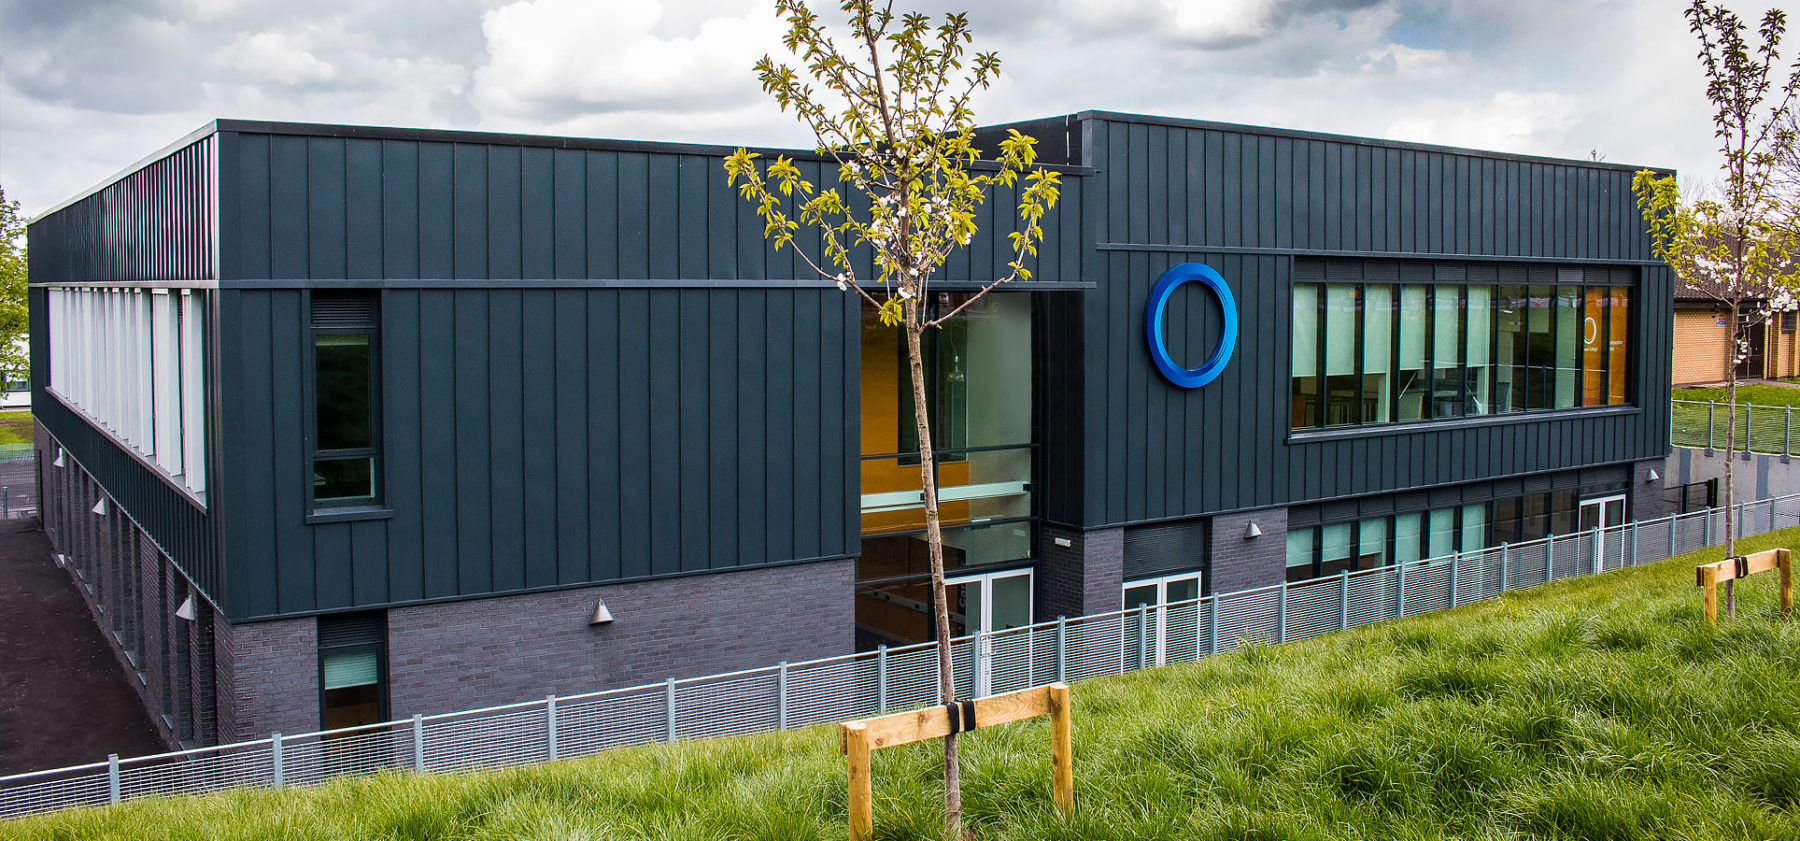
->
xmin=0 ymin=186 xmax=26 ymax=385
xmin=722 ymin=0 xmax=1060 ymax=331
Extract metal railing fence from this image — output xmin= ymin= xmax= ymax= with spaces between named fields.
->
xmin=1671 ymin=399 xmax=1800 ymax=455
xmin=4 ymin=493 xmax=1798 ymax=820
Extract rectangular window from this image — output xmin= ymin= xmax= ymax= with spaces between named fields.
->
xmin=1320 ymin=522 xmax=1354 ymax=577
xmin=310 ymin=293 xmax=380 ymax=508
xmin=1357 ymin=517 xmax=1388 ymax=570
xmin=318 ymin=612 xmax=387 ymax=747
xmin=1554 ymin=285 xmax=1580 ymax=409
xmin=1291 ymin=285 xmax=1320 ymax=429
xmin=1784 ymin=311 xmax=1796 ymax=334
xmin=1288 ymin=266 xmax=1632 ymax=430
xmin=1285 ymin=528 xmax=1315 ymax=583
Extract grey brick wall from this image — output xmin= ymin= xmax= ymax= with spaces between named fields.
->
xmin=1037 ymin=525 xmax=1123 ymax=618
xmin=1632 ymin=459 xmax=1672 ymax=521
xmin=386 ymin=558 xmax=855 ymax=717
xmin=220 ymin=617 xmax=318 ymax=739
xmin=1209 ymin=508 xmax=1287 ymax=594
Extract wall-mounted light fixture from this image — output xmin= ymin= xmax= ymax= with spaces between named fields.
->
xmin=92 ymin=498 xmax=108 ymax=516
xmin=175 ymin=596 xmax=196 ymax=622
xmin=1647 ymin=468 xmax=1660 ymax=482
xmin=590 ymin=599 xmax=615 ymax=625
xmin=52 ymin=553 xmax=65 ymax=568
xmin=52 ymin=448 xmax=64 ymax=468
xmin=1244 ymin=521 xmax=1262 ymax=539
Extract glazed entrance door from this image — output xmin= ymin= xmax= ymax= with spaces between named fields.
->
xmin=944 ymin=569 xmax=1033 ymax=696
xmin=1578 ymin=495 xmax=1627 ymax=572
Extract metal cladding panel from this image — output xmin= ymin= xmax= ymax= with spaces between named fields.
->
xmin=218 ymin=287 xmax=858 ymax=620
xmin=216 ymin=129 xmax=1085 ymax=285
xmin=27 ymin=134 xmax=217 ymax=285
xmin=1061 ymin=115 xmax=1672 ymax=528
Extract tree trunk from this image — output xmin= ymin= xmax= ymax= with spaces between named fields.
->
xmin=1724 ymin=316 xmax=1739 ymax=617
xmin=904 ymin=303 xmax=963 ymax=836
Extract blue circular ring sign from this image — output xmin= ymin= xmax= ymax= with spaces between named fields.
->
xmin=1144 ymin=263 xmax=1238 ymax=388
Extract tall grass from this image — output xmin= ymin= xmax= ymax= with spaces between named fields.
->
xmin=9 ymin=531 xmax=1800 ymax=840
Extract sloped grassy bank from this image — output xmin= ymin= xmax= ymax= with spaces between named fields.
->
xmin=10 ymin=532 xmax=1800 ymax=841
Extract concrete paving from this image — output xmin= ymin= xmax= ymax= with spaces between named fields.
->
xmin=0 ymin=518 xmax=164 ymax=776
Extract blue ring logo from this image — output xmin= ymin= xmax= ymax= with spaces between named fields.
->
xmin=1144 ymin=263 xmax=1238 ymax=388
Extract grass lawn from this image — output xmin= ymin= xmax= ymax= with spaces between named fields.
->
xmin=0 ymin=411 xmax=30 ymax=446
xmin=9 ymin=533 xmax=1800 ymax=840
xmin=1674 ymin=383 xmax=1800 ymax=408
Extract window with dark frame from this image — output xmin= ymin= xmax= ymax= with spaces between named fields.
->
xmin=1291 ymin=264 xmax=1633 ymax=431
xmin=310 ymin=293 xmax=380 ymax=507
xmin=1783 ymin=311 xmax=1796 ymax=334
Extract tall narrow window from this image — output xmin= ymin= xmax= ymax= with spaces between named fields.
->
xmin=1291 ymin=285 xmax=1320 ymax=429
xmin=1397 ymin=286 xmax=1429 ymax=421
xmin=311 ymin=293 xmax=380 ymax=507
xmin=1554 ymin=284 xmax=1580 ymax=409
xmin=1324 ymin=285 xmax=1361 ymax=425
xmin=1607 ymin=286 xmax=1630 ymax=405
xmin=1466 ymin=286 xmax=1492 ymax=414
xmin=1432 ymin=284 xmax=1464 ymax=418
xmin=319 ymin=612 xmax=387 ymax=743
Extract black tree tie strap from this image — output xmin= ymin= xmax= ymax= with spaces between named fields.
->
xmin=943 ymin=700 xmax=977 ymax=734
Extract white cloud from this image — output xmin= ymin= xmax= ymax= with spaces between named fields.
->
xmin=1384 ymin=90 xmax=1584 ymax=153
xmin=214 ymin=27 xmax=341 ymax=86
xmin=472 ymin=0 xmax=781 ymax=126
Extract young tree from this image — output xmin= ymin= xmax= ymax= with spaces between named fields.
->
xmin=724 ymin=1 xmax=1059 ymax=833
xmin=1635 ymin=1 xmax=1799 ymax=614
xmin=0 ymin=186 xmax=27 ymax=389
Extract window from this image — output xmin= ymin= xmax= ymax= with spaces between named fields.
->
xmin=44 ymin=287 xmax=207 ymax=500
xmin=855 ymin=293 xmax=1034 ymax=651
xmin=1783 ymin=311 xmax=1797 ymax=334
xmin=310 ymin=293 xmax=380 ymax=507
xmin=1290 ymin=264 xmax=1633 ymax=431
xmin=318 ymin=611 xmax=387 ymax=768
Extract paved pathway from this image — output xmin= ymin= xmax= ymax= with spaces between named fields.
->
xmin=0 ymin=519 xmax=164 ymax=776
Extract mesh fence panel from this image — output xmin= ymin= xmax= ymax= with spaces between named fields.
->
xmin=8 ymin=497 xmax=1799 ymax=819
xmin=1285 ymin=579 xmax=1339 ymax=641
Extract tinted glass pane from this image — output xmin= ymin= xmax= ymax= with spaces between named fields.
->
xmin=1555 ymin=285 xmax=1579 ymax=408
xmin=1397 ymin=286 xmax=1428 ymax=421
xmin=1428 ymin=508 xmax=1457 ymax=560
xmin=1363 ymin=285 xmax=1393 ymax=423
xmin=1582 ymin=287 xmax=1607 ymax=406
xmin=1286 ymin=528 xmax=1315 ymax=581
xmin=1461 ymin=503 xmax=1488 ymax=551
xmin=1320 ymin=523 xmax=1354 ymax=576
xmin=1324 ymin=285 xmax=1361 ymax=426
xmin=316 ymin=333 xmax=372 ymax=450
xmin=1496 ymin=285 xmax=1526 ymax=413
xmin=1432 ymin=285 xmax=1464 ymax=418
xmin=1608 ymin=286 xmax=1629 ymax=404
xmin=1166 ymin=577 xmax=1200 ymax=603
xmin=314 ymin=457 xmax=374 ymax=502
xmin=1124 ymin=584 xmax=1158 ymax=610
xmin=1527 ymin=285 xmax=1554 ymax=410
xmin=1394 ymin=512 xmax=1422 ymax=563
xmin=1292 ymin=284 xmax=1320 ymax=428
xmin=1358 ymin=516 xmax=1388 ymax=570
xmin=1466 ymin=286 xmax=1493 ymax=414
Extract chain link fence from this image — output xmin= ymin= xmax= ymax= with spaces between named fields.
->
xmin=3 ymin=493 xmax=1796 ymax=819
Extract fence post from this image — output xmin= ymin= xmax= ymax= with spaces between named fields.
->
xmin=776 ymin=662 xmax=789 ymax=730
xmin=1746 ymin=405 xmax=1753 ymax=454
xmin=1208 ymin=597 xmax=1219 ymax=656
xmin=271 ymin=733 xmax=283 ymax=789
xmin=544 ymin=698 xmax=557 ymax=762
xmin=1339 ymin=570 xmax=1350 ymax=630
xmin=1396 ymin=561 xmax=1407 ymax=618
xmin=1137 ymin=607 xmax=1150 ymax=669
xmin=877 ymin=645 xmax=889 ymax=714
xmin=415 ymin=714 xmax=427 ymax=771
xmin=1055 ymin=618 xmax=1067 ymax=684
xmin=1708 ymin=400 xmax=1716 ymax=450
xmin=1500 ymin=543 xmax=1510 ymax=592
xmin=1630 ymin=520 xmax=1639 ymax=567
xmin=1706 ymin=506 xmax=1715 ymax=546
xmin=1739 ymin=500 xmax=1747 ymax=540
xmin=1787 ymin=406 xmax=1793 ymax=457
xmin=1449 ymin=551 xmax=1460 ymax=608
xmin=1669 ymin=514 xmax=1678 ymax=558
xmin=665 ymin=678 xmax=677 ymax=743
xmin=107 ymin=754 xmax=119 ymax=804
xmin=1276 ymin=582 xmax=1288 ymax=645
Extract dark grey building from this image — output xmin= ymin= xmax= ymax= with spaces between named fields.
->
xmin=28 ymin=112 xmax=1672 ymax=748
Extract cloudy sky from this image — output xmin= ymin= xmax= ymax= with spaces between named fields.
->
xmin=0 ymin=0 xmax=1785 ymax=218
